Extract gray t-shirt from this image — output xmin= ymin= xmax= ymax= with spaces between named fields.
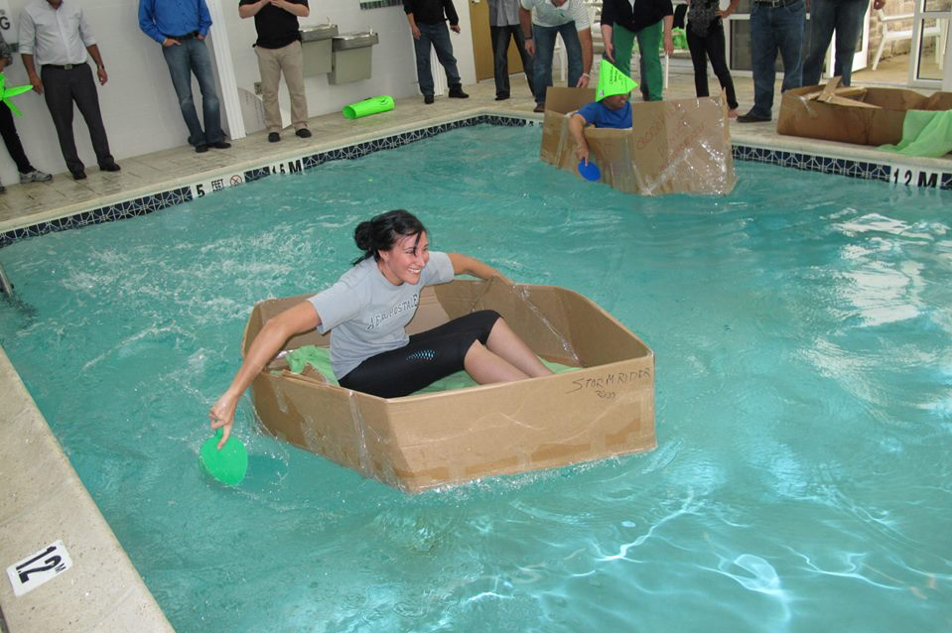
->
xmin=308 ymin=251 xmax=455 ymax=378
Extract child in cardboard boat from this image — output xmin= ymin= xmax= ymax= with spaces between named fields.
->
xmin=209 ymin=210 xmax=553 ymax=448
xmin=568 ymin=59 xmax=639 ymax=168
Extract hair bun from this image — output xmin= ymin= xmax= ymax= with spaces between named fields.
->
xmin=354 ymin=221 xmax=374 ymax=251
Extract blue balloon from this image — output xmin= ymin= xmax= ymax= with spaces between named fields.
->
xmin=578 ymin=158 xmax=601 ymax=182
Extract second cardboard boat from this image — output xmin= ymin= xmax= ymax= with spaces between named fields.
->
xmin=243 ymin=278 xmax=656 ymax=493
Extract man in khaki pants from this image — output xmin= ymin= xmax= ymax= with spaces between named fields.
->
xmin=239 ymin=0 xmax=311 ymax=142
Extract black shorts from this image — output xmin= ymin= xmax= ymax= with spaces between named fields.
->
xmin=338 ymin=309 xmax=502 ymax=398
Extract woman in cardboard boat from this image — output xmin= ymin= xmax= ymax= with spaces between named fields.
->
xmin=209 ymin=210 xmax=553 ymax=446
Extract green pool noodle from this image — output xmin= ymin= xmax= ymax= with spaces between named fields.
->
xmin=342 ymin=96 xmax=395 ymax=120
xmin=200 ymin=428 xmax=248 ymax=485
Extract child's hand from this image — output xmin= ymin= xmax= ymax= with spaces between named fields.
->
xmin=576 ymin=144 xmax=590 ymax=165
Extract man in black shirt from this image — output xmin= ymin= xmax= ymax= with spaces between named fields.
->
xmin=404 ymin=0 xmax=470 ymax=103
xmin=239 ymin=0 xmax=311 ymax=141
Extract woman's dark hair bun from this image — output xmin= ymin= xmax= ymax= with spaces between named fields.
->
xmin=354 ymin=221 xmax=374 ymax=252
xmin=352 ymin=210 xmax=427 ymax=265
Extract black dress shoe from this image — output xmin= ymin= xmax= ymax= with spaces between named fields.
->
xmin=533 ymin=102 xmax=545 ymax=113
xmin=295 ymin=128 xmax=312 ymax=138
xmin=195 ymin=144 xmax=209 ymax=153
xmin=495 ymin=94 xmax=509 ymax=101
xmin=99 ymin=162 xmax=121 ymax=172
xmin=736 ymin=111 xmax=771 ymax=123
xmin=71 ymin=170 xmax=87 ymax=180
xmin=448 ymin=86 xmax=469 ymax=99
xmin=423 ymin=95 xmax=435 ymax=104
xmin=210 ymin=140 xmax=231 ymax=149
xmin=268 ymin=132 xmax=280 ymax=142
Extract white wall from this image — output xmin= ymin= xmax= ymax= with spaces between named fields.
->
xmin=0 ymin=0 xmax=476 ymax=186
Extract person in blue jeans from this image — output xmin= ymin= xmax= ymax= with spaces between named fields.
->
xmin=803 ymin=0 xmax=884 ymax=87
xmin=737 ymin=0 xmax=806 ymax=123
xmin=404 ymin=0 xmax=470 ymax=104
xmin=139 ymin=0 xmax=231 ymax=153
xmin=519 ymin=0 xmax=593 ymax=112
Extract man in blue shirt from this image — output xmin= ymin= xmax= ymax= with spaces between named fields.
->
xmin=139 ymin=0 xmax=231 ymax=153
xmin=569 ymin=60 xmax=636 ymax=166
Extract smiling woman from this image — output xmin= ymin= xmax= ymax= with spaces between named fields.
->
xmin=209 ymin=209 xmax=553 ymax=444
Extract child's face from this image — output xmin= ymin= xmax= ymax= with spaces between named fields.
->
xmin=603 ymin=93 xmax=629 ymax=110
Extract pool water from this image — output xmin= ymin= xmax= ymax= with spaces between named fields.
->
xmin=1 ymin=125 xmax=951 ymax=632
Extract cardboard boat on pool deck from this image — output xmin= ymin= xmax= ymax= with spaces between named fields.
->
xmin=243 ymin=278 xmax=656 ymax=493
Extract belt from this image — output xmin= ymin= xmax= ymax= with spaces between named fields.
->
xmin=754 ymin=0 xmax=800 ymax=6
xmin=164 ymin=31 xmax=197 ymax=40
xmin=44 ymin=63 xmax=85 ymax=70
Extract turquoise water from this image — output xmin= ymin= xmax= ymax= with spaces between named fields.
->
xmin=1 ymin=125 xmax=951 ymax=632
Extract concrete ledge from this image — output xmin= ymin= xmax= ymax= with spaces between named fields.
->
xmin=0 ymin=346 xmax=174 ymax=633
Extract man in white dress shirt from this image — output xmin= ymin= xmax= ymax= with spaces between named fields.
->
xmin=19 ymin=0 xmax=119 ymax=180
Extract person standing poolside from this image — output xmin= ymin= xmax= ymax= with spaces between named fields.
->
xmin=209 ymin=210 xmax=553 ymax=447
xmin=488 ymin=0 xmax=535 ymax=101
xmin=803 ymin=0 xmax=885 ymax=87
xmin=519 ymin=0 xmax=594 ymax=113
xmin=239 ymin=0 xmax=311 ymax=143
xmin=139 ymin=0 xmax=232 ymax=153
xmin=0 ymin=32 xmax=52 ymax=192
xmin=601 ymin=0 xmax=674 ymax=102
xmin=685 ymin=0 xmax=739 ymax=116
xmin=18 ymin=0 xmax=120 ymax=181
xmin=736 ymin=0 xmax=806 ymax=123
xmin=404 ymin=0 xmax=470 ymax=104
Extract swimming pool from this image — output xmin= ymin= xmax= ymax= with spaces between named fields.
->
xmin=1 ymin=124 xmax=951 ymax=631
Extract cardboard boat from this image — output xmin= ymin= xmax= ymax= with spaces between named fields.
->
xmin=540 ymin=87 xmax=736 ymax=196
xmin=243 ymin=278 xmax=656 ymax=493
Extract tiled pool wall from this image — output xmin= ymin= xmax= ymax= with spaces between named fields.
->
xmin=2 ymin=114 xmax=950 ymax=249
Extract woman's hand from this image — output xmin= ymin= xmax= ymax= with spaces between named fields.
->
xmin=209 ymin=391 xmax=240 ymax=449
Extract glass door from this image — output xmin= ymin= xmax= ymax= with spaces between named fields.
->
xmin=909 ymin=0 xmax=951 ymax=85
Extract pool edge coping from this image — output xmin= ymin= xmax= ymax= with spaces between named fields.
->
xmin=0 ymin=345 xmax=175 ymax=633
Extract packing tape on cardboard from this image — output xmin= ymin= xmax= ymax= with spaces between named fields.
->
xmin=347 ymin=390 xmax=373 ymax=476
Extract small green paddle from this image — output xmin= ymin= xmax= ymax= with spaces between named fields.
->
xmin=0 ymin=75 xmax=35 ymax=117
xmin=199 ymin=428 xmax=248 ymax=485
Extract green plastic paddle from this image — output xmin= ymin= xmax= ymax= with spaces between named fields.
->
xmin=0 ymin=75 xmax=35 ymax=117
xmin=199 ymin=428 xmax=248 ymax=485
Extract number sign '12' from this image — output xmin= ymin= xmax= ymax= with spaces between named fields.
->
xmin=6 ymin=540 xmax=73 ymax=597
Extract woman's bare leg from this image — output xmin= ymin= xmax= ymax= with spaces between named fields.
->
xmin=486 ymin=318 xmax=553 ymax=378
xmin=463 ymin=341 xmax=530 ymax=384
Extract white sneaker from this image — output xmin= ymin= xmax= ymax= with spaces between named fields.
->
xmin=20 ymin=170 xmax=53 ymax=184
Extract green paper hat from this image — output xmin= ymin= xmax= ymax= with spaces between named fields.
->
xmin=0 ymin=75 xmax=35 ymax=117
xmin=595 ymin=59 xmax=638 ymax=102
xmin=200 ymin=428 xmax=248 ymax=486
